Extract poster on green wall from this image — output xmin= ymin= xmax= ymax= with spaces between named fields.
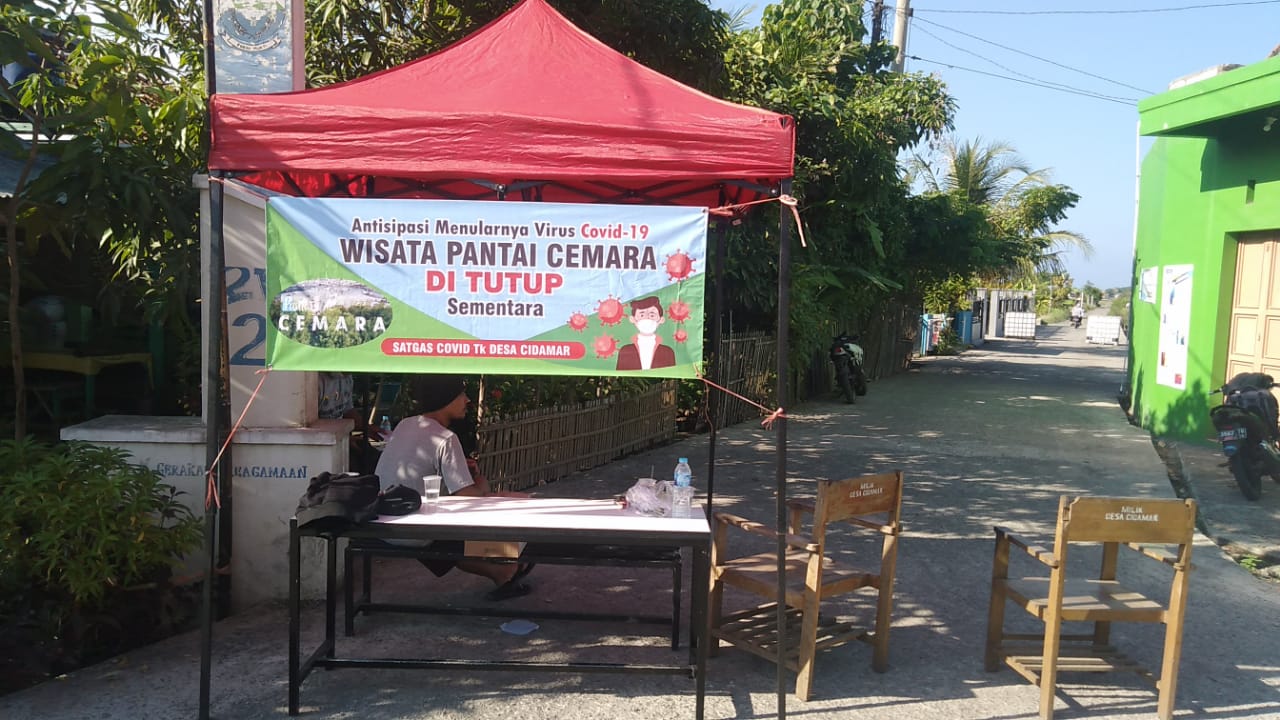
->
xmin=1157 ymin=264 xmax=1193 ymax=390
xmin=264 ymin=198 xmax=707 ymax=377
xmin=1139 ymin=267 xmax=1157 ymax=303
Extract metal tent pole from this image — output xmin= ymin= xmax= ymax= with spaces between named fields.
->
xmin=198 ymin=173 xmax=225 ymax=720
xmin=198 ymin=0 xmax=219 ymax=713
xmin=774 ymin=179 xmax=792 ymax=717
xmin=705 ymin=220 xmax=727 ymax=514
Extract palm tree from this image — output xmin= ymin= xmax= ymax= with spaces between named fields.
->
xmin=908 ymin=136 xmax=1092 ymax=283
xmin=910 ymin=137 xmax=1040 ymax=206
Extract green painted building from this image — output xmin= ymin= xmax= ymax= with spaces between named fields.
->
xmin=1130 ymin=56 xmax=1280 ymax=442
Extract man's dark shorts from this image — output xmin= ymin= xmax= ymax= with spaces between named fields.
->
xmin=374 ymin=539 xmax=464 ymax=577
xmin=418 ymin=540 xmax=464 ymax=577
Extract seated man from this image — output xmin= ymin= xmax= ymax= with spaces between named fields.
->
xmin=374 ymin=374 xmax=534 ymax=600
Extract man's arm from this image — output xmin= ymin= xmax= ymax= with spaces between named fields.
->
xmin=451 ymin=476 xmax=491 ymax=496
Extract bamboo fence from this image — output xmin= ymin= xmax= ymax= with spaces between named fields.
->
xmin=708 ymin=331 xmax=777 ymax=428
xmin=477 ymin=380 xmax=677 ymax=492
xmin=474 ymin=312 xmax=919 ymax=492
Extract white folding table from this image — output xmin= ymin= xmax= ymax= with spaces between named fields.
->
xmin=288 ymin=496 xmax=712 ymax=717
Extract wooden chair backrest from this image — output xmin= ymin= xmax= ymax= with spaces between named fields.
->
xmin=813 ymin=471 xmax=903 ymax=538
xmin=1059 ymin=496 xmax=1196 ymax=546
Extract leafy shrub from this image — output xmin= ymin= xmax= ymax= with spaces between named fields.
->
xmin=932 ymin=326 xmax=964 ymax=355
xmin=0 ymin=439 xmax=203 ymax=693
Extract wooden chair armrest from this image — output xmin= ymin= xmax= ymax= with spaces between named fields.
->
xmin=786 ymin=498 xmax=814 ymax=515
xmin=994 ymin=526 xmax=1059 ymax=568
xmin=1124 ymin=542 xmax=1192 ymax=569
xmin=849 ymin=516 xmax=900 ymax=536
xmin=714 ymin=512 xmax=819 ymax=553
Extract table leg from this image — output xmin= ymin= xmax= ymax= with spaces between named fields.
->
xmin=692 ymin=542 xmax=710 ymax=720
xmin=325 ymin=537 xmax=337 ymax=657
xmin=288 ymin=519 xmax=300 ymax=715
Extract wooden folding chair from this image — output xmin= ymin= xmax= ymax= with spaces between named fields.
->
xmin=985 ymin=496 xmax=1196 ymax=720
xmin=709 ymin=470 xmax=903 ymax=701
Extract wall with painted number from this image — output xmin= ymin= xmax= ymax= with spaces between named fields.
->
xmin=200 ymin=177 xmax=316 ymax=427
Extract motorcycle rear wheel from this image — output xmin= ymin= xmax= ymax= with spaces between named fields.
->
xmin=835 ymin=368 xmax=855 ymax=404
xmin=1229 ymin=453 xmax=1263 ymax=501
xmin=853 ymin=370 xmax=868 ymax=396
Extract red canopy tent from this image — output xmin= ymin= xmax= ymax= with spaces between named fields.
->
xmin=209 ymin=0 xmax=793 ymax=208
xmin=201 ymin=0 xmax=797 ymax=716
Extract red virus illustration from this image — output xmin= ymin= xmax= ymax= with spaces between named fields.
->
xmin=567 ymin=311 xmax=589 ymax=332
xmin=674 ymin=328 xmax=689 ymax=344
xmin=596 ymin=296 xmax=626 ymax=326
xmin=667 ymin=300 xmax=691 ymax=324
xmin=593 ymin=335 xmax=619 ymax=358
xmin=490 ymin=389 xmax=504 ymax=400
xmin=664 ymin=250 xmax=695 ymax=281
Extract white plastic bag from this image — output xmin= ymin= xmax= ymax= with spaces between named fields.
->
xmin=625 ymin=478 xmax=668 ymax=517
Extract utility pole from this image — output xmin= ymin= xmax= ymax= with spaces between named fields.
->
xmin=891 ymin=0 xmax=912 ymax=72
xmin=871 ymin=0 xmax=886 ymax=45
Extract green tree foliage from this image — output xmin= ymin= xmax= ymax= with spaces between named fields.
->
xmin=1082 ymin=281 xmax=1102 ymax=307
xmin=1032 ymin=271 xmax=1074 ymax=317
xmin=304 ymin=0 xmax=732 ymax=91
xmin=717 ymin=0 xmax=955 ymax=364
xmin=1 ymin=0 xmax=207 ymax=433
xmin=908 ymin=136 xmax=1091 ymax=285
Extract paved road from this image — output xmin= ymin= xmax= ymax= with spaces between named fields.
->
xmin=5 ymin=322 xmax=1279 ymax=720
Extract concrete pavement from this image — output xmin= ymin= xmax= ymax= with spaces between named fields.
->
xmin=4 ymin=321 xmax=1279 ymax=720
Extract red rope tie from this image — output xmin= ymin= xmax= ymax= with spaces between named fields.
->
xmin=205 ymin=366 xmax=273 ymax=510
xmin=708 ymin=194 xmax=807 ymax=248
xmin=694 ymin=366 xmax=788 ymax=430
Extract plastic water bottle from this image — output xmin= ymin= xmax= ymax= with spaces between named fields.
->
xmin=379 ymin=415 xmax=394 ymax=442
xmin=672 ymin=458 xmax=694 ymax=518
xmin=674 ymin=457 xmax=693 ymax=488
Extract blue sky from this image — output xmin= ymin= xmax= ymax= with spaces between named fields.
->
xmin=708 ymin=0 xmax=1280 ymax=290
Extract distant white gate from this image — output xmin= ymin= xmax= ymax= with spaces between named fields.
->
xmin=1086 ymin=316 xmax=1123 ymax=345
xmin=1004 ymin=312 xmax=1037 ymax=339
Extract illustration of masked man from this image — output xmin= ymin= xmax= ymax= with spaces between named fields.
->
xmin=616 ymin=296 xmax=676 ymax=371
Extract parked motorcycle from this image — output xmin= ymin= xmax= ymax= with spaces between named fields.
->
xmin=1209 ymin=371 xmax=1280 ymax=501
xmin=829 ymin=333 xmax=868 ymax=404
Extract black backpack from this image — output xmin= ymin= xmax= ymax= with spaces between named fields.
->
xmin=296 ymin=471 xmax=381 ymax=536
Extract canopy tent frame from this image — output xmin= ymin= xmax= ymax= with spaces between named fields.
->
xmin=199 ymin=0 xmax=798 ymax=716
xmin=220 ymin=171 xmax=782 ymax=206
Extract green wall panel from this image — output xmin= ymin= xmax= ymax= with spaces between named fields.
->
xmin=1131 ymin=131 xmax=1280 ymax=442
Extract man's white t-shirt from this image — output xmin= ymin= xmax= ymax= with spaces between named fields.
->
xmin=373 ymin=415 xmax=474 ymax=496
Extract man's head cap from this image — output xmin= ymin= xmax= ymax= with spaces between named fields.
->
xmin=412 ymin=374 xmax=466 ymax=413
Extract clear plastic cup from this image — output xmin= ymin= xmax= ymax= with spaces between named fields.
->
xmin=423 ymin=475 xmax=442 ymax=511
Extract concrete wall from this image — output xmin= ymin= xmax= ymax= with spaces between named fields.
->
xmin=62 ymin=415 xmax=351 ymax=610
xmin=50 ymin=177 xmax=356 ymax=612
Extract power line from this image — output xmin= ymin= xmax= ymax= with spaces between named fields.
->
xmin=912 ymin=24 xmax=1100 ymax=97
xmin=909 ymin=56 xmax=1139 ymax=105
xmin=915 ymin=0 xmax=1280 ymax=15
xmin=914 ymin=16 xmax=1155 ymax=94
